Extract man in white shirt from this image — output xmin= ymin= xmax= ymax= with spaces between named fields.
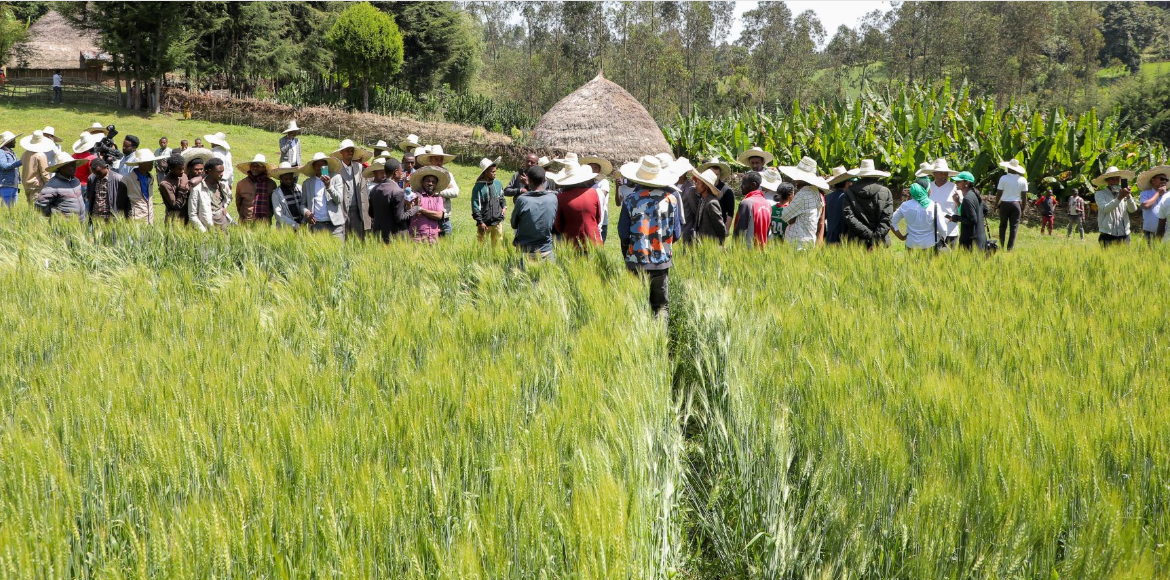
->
xmin=1137 ymin=166 xmax=1170 ymax=243
xmin=52 ymin=70 xmax=62 ymax=103
xmin=928 ymin=158 xmax=961 ymax=245
xmin=583 ymin=156 xmax=612 ymax=242
xmin=994 ymin=158 xmax=1029 ymax=251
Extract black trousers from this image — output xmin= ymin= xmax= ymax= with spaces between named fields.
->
xmin=998 ymin=201 xmax=1021 ymax=250
xmin=1099 ymin=232 xmax=1130 ymax=247
xmin=630 ymin=267 xmax=669 ymax=316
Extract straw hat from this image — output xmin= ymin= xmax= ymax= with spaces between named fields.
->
xmin=667 ymin=157 xmax=694 ymax=184
xmin=416 ymin=144 xmax=456 ymax=165
xmin=411 ymin=145 xmax=429 ymax=159
xmin=759 ymin=167 xmax=784 ymax=192
xmin=84 ymin=122 xmax=108 ymax=135
xmin=553 ymin=152 xmax=580 ymax=167
xmin=826 ymin=165 xmax=852 ymax=186
xmin=580 ymin=155 xmax=613 ymax=176
xmin=654 ymin=152 xmax=675 ymax=168
xmin=127 ymin=150 xmax=159 ymax=167
xmin=398 ymin=134 xmax=421 ymax=152
xmin=847 ymin=159 xmax=891 ymax=179
xmin=779 ymin=156 xmax=831 ymax=191
xmin=71 ymin=132 xmax=103 ymax=154
xmin=331 ymin=139 xmax=372 ymax=163
xmin=40 ymin=126 xmax=62 ymax=143
xmin=537 ymin=156 xmax=551 ymax=167
xmin=181 ymin=147 xmax=215 ymax=166
xmin=691 ymin=168 xmax=720 ymax=194
xmin=998 ymin=158 xmax=1026 ymax=175
xmin=372 ymin=140 xmax=392 ymax=155
xmin=553 ymin=162 xmax=599 ymax=188
xmin=235 ymin=153 xmax=275 ymax=174
xmin=0 ymin=131 xmax=22 ymax=148
xmin=931 ymin=158 xmax=960 ymax=176
xmin=20 ymin=130 xmax=57 ymax=153
xmin=270 ymin=161 xmax=300 ymax=178
xmin=409 ymin=165 xmax=452 ymax=192
xmin=362 ymin=158 xmax=389 ymax=178
xmin=281 ymin=120 xmax=300 ymax=135
xmin=1136 ymin=165 xmax=1170 ymax=190
xmin=476 ymin=157 xmax=501 ymax=180
xmin=299 ymin=152 xmax=343 ymax=177
xmin=47 ymin=156 xmax=81 ymax=172
xmin=697 ymin=157 xmax=731 ymax=182
xmin=913 ymin=161 xmax=934 ymax=178
xmin=736 ymin=146 xmax=774 ymax=166
xmin=619 ymin=155 xmax=677 ymax=188
xmin=1092 ymin=165 xmax=1136 ymax=188
xmin=204 ymin=132 xmax=230 ymax=150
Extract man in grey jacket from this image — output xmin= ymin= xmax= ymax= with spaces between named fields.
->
xmin=511 ymin=165 xmax=559 ymax=260
xmin=36 ymin=158 xmax=86 ymax=220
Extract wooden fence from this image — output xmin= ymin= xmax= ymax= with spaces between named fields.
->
xmin=0 ymin=76 xmax=118 ymax=107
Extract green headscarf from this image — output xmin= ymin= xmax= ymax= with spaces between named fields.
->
xmin=910 ymin=182 xmax=930 ymax=207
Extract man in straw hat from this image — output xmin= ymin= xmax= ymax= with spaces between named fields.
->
xmin=234 ymin=154 xmax=277 ymax=225
xmin=121 ymin=149 xmax=160 ymax=224
xmin=84 ymin=158 xmax=128 ymax=222
xmin=552 ymin=160 xmax=602 ymax=250
xmin=0 ymin=130 xmax=22 ymax=206
xmin=39 ymin=126 xmax=63 ymax=165
xmin=778 ymin=156 xmax=831 ymax=248
xmin=189 ymin=155 xmax=234 ymax=233
xmin=736 ymin=146 xmax=774 ymax=173
xmin=34 ymin=157 xmax=85 ymax=220
xmin=994 ymin=158 xmax=1029 ymax=250
xmin=417 ymin=144 xmax=459 ymax=237
xmin=732 ymin=171 xmax=772 ymax=248
xmin=299 ymin=152 xmax=345 ymax=239
xmin=368 ymin=158 xmax=416 ymax=242
xmin=824 ymin=165 xmax=853 ymax=244
xmin=279 ymin=121 xmax=302 ymax=167
xmin=371 ymin=140 xmax=393 ymax=159
xmin=690 ymin=167 xmax=729 ymax=244
xmin=270 ymin=162 xmax=309 ymax=229
xmin=158 ymin=153 xmax=189 ymax=224
xmin=928 ymin=158 xmax=962 ymax=245
xmin=1092 ymin=164 xmax=1137 ymax=247
xmin=20 ymin=130 xmax=54 ymax=205
xmin=399 ymin=134 xmax=421 ymax=154
xmin=204 ymin=132 xmax=233 ymax=188
xmin=617 ymin=155 xmax=682 ymax=317
xmin=333 ymin=139 xmax=373 ymax=240
xmin=409 ymin=166 xmax=452 ymax=244
xmin=70 ymin=131 xmax=103 ymax=199
xmin=1136 ymin=164 xmax=1170 ymax=243
xmin=697 ymin=157 xmax=737 ymax=231
xmin=471 ymin=157 xmax=507 ymax=245
xmin=581 ymin=155 xmax=613 ymax=241
xmin=842 ymin=159 xmax=894 ymax=249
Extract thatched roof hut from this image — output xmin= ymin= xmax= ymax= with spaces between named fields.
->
xmin=533 ymin=72 xmax=670 ymax=165
xmin=5 ymin=10 xmax=107 ymax=73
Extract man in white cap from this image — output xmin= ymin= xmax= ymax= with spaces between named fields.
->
xmin=20 ymin=130 xmax=54 ymax=205
xmin=618 ymin=155 xmax=682 ymax=318
xmin=279 ymin=121 xmax=302 ymax=168
xmin=928 ymin=158 xmax=962 ymax=246
xmin=994 ymin=158 xmax=1029 ymax=250
xmin=0 ymin=130 xmax=21 ymax=206
xmin=1093 ymin=165 xmax=1137 ymax=247
xmin=332 ymin=139 xmax=371 ymax=239
xmin=35 ymin=157 xmax=85 ymax=220
xmin=778 ymin=157 xmax=831 ymax=248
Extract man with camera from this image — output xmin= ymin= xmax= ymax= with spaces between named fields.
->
xmin=1092 ymin=166 xmax=1138 ymax=247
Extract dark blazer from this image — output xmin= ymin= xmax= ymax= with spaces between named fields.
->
xmin=368 ymin=179 xmax=417 ymax=242
xmin=958 ymin=188 xmax=989 ymax=249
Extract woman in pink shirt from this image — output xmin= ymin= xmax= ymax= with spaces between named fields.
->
xmin=409 ymin=166 xmax=450 ymax=243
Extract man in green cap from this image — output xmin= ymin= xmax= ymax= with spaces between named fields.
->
xmin=948 ymin=171 xmax=989 ymax=250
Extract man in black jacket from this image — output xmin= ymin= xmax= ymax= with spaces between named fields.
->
xmin=368 ymin=158 xmax=417 ymax=243
xmin=949 ymin=171 xmax=989 ymax=250
xmin=842 ymin=174 xmax=893 ymax=248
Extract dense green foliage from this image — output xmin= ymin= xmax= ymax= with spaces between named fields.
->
xmin=665 ymin=81 xmax=1167 ymax=193
xmin=325 ymin=2 xmax=403 ymax=113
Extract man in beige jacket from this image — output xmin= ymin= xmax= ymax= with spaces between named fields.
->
xmin=19 ymin=130 xmax=55 ymax=205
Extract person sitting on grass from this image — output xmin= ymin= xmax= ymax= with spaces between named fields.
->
xmin=471 ymin=157 xmax=507 ymax=245
xmin=511 ymin=165 xmax=559 ymax=260
xmin=409 ymin=166 xmax=449 ymax=244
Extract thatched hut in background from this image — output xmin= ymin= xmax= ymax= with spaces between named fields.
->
xmin=533 ymin=72 xmax=670 ymax=167
xmin=4 ymin=10 xmax=108 ymax=82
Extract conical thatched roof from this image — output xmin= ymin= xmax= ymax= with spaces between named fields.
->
xmin=533 ymin=72 xmax=670 ymax=165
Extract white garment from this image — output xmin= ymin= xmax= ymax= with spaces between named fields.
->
xmin=1156 ymin=198 xmax=1170 ymax=241
xmin=435 ymin=166 xmax=459 ymax=213
xmin=891 ymin=199 xmax=950 ymax=249
xmin=928 ymin=180 xmax=959 ymax=237
xmin=781 ymin=185 xmax=824 ymax=244
xmin=595 ymin=179 xmax=611 ymax=225
xmin=114 ymin=150 xmax=139 ymax=177
xmin=997 ymin=173 xmax=1028 ymax=203
xmin=304 ymin=177 xmax=331 ymax=222
xmin=188 ymin=180 xmax=215 ymax=232
xmin=212 ymin=146 xmax=233 ymax=186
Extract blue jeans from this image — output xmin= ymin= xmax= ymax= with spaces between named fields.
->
xmin=0 ymin=186 xmax=17 ymax=207
xmin=439 ymin=218 xmax=452 ymax=236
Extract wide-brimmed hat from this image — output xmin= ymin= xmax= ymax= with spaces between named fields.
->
xmin=736 ymin=146 xmax=774 ymax=166
xmin=697 ymin=157 xmax=731 ymax=182
xmin=47 ymin=156 xmax=81 ymax=172
xmin=84 ymin=122 xmax=108 ymax=135
xmin=40 ymin=126 xmax=62 ymax=143
xmin=181 ymin=147 xmax=215 ymax=166
xmin=654 ymin=152 xmax=675 ymax=168
xmin=372 ymin=140 xmax=392 ymax=155
xmin=691 ymin=168 xmax=720 ymax=194
xmin=950 ymin=171 xmax=976 ymax=184
xmin=537 ymin=156 xmax=551 ymax=167
xmin=127 ymin=150 xmax=159 ymax=167
xmin=235 ymin=153 xmax=275 ymax=173
xmin=0 ymin=131 xmax=22 ymax=148
xmin=553 ymin=152 xmax=580 ymax=167
xmin=476 ymin=157 xmax=501 ymax=180
xmin=580 ymin=155 xmax=613 ymax=176
xmin=299 ymin=152 xmax=343 ymax=177
xmin=666 ymin=157 xmax=694 ymax=184
xmin=913 ymin=161 xmax=934 ymax=178
xmin=760 ymin=167 xmax=784 ymax=192
xmin=270 ymin=161 xmax=300 ymax=178
xmin=398 ymin=134 xmax=421 ymax=152
xmin=1091 ymin=165 xmax=1136 ymax=188
xmin=847 ymin=159 xmax=891 ymax=179
xmin=20 ymin=130 xmax=57 ymax=153
xmin=331 ymin=139 xmax=372 ymax=163
xmin=826 ymin=165 xmax=852 ymax=186
xmin=204 ymin=132 xmax=230 ymax=150
xmin=362 ymin=158 xmax=390 ymax=178
xmin=553 ymin=162 xmax=599 ymax=188
xmin=931 ymin=158 xmax=960 ymax=176
xmin=411 ymin=146 xmax=429 ymax=159
xmin=780 ymin=156 xmax=831 ymax=191
xmin=71 ymin=131 xmax=103 ymax=154
xmin=1136 ymin=165 xmax=1170 ymax=190
xmin=281 ymin=120 xmax=300 ymax=135
xmin=998 ymin=158 xmax=1026 ymax=175
xmin=619 ymin=155 xmax=677 ymax=188
xmin=410 ymin=165 xmax=452 ymax=192
xmin=416 ymin=144 xmax=456 ymax=165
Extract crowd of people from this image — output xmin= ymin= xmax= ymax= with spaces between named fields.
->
xmin=0 ymin=121 xmax=1163 ymax=315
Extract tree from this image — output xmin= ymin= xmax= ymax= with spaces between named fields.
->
xmin=325 ymin=2 xmax=403 ymax=112
xmin=377 ymin=1 xmax=480 ymax=94
xmin=1099 ymin=1 xmax=1146 ymax=73
xmin=0 ymin=4 xmax=27 ymax=69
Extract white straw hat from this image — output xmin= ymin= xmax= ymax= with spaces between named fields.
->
xmin=281 ymin=120 xmax=300 ymax=135
xmin=779 ymin=156 xmax=831 ymax=191
xmin=417 ymin=144 xmax=456 ymax=165
xmin=475 ymin=157 xmax=501 ymax=180
xmin=235 ymin=153 xmax=275 ymax=174
xmin=759 ymin=167 xmax=784 ymax=192
xmin=619 ymin=155 xmax=677 ymax=188
xmin=1091 ymin=165 xmax=1135 ymax=188
xmin=40 ymin=126 xmax=62 ymax=143
xmin=398 ymin=134 xmax=421 ymax=152
xmin=930 ymin=158 xmax=960 ymax=176
xmin=84 ymin=122 xmax=108 ymax=135
xmin=736 ymin=146 xmax=774 ymax=167
xmin=409 ymin=165 xmax=452 ymax=192
xmin=697 ymin=157 xmax=731 ymax=182
xmin=270 ymin=161 xmax=300 ymax=178
xmin=20 ymin=131 xmax=57 ymax=153
xmin=181 ymin=147 xmax=215 ymax=166
xmin=847 ymin=159 xmax=891 ymax=179
xmin=362 ymin=158 xmax=389 ymax=178
xmin=204 ymin=132 xmax=230 ymax=150
xmin=998 ymin=158 xmax=1026 ymax=176
xmin=666 ymin=157 xmax=694 ymax=184
xmin=580 ymin=155 xmax=613 ymax=176
xmin=127 ymin=149 xmax=159 ymax=167
xmin=299 ymin=152 xmax=343 ymax=177
xmin=1136 ymin=165 xmax=1170 ymax=191
xmin=372 ymin=140 xmax=391 ymax=154
xmin=691 ymin=168 xmax=720 ymax=194
xmin=536 ymin=156 xmax=551 ymax=167
xmin=0 ymin=130 xmax=22 ymax=148
xmin=552 ymin=162 xmax=599 ymax=188
xmin=331 ymin=139 xmax=372 ymax=163
xmin=71 ymin=132 xmax=103 ymax=154
xmin=913 ymin=161 xmax=934 ymax=178
xmin=827 ymin=165 xmax=852 ymax=186
xmin=47 ymin=156 xmax=82 ymax=173
xmin=554 ymin=152 xmax=580 ymax=167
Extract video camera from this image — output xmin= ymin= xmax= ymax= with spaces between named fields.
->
xmin=93 ymin=124 xmax=122 ymax=164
